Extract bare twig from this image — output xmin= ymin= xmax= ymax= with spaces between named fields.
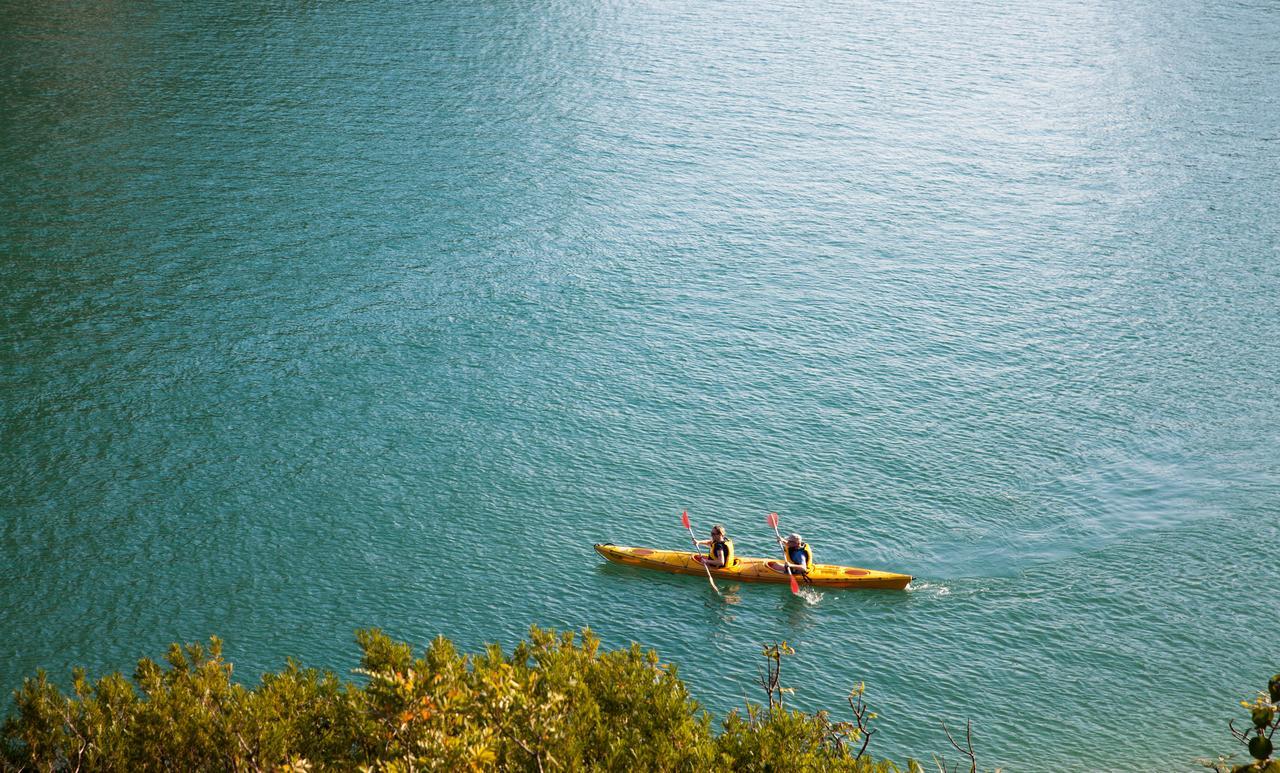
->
xmin=55 ymin=699 xmax=87 ymax=773
xmin=233 ymin=729 xmax=263 ymax=773
xmin=757 ymin=643 xmax=791 ymax=710
xmin=847 ymin=686 xmax=876 ymax=760
xmin=940 ymin=720 xmax=978 ymax=773
xmin=509 ymin=736 xmax=544 ymax=773
xmin=1228 ymin=718 xmax=1250 ymax=742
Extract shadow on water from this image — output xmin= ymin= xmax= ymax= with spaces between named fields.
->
xmin=780 ymin=591 xmax=821 ymax=634
xmin=594 ymin=560 xmax=731 ymax=600
xmin=702 ymin=585 xmax=743 ymax=625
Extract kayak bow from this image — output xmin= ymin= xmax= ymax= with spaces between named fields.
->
xmin=593 ymin=543 xmax=911 ymax=590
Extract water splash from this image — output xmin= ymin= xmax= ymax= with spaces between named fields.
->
xmin=797 ymin=588 xmax=824 ymax=605
xmin=908 ymin=582 xmax=950 ymax=597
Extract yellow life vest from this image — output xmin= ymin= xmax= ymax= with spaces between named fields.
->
xmin=711 ymin=538 xmax=736 ymax=567
xmin=788 ymin=542 xmax=813 ymax=571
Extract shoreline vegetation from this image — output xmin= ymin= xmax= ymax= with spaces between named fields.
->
xmin=1 ymin=627 xmax=1275 ymax=772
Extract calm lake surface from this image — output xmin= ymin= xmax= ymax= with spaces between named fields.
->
xmin=2 ymin=0 xmax=1278 ymax=769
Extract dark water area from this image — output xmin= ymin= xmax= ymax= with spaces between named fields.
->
xmin=2 ymin=1 xmax=1278 ymax=769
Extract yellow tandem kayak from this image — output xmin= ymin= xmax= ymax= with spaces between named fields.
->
xmin=593 ymin=543 xmax=912 ymax=590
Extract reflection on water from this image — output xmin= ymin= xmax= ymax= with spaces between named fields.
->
xmin=1 ymin=0 xmax=1278 ymax=770
xmin=782 ymin=594 xmax=819 ymax=634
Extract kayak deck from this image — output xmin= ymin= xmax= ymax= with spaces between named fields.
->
xmin=594 ymin=543 xmax=911 ymax=590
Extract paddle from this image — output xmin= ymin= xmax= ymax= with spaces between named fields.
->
xmin=681 ymin=510 xmax=720 ymax=595
xmin=766 ymin=512 xmax=801 ymax=595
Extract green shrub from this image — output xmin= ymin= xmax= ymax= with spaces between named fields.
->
xmin=716 ymin=703 xmax=899 ymax=772
xmin=3 ymin=627 xmax=910 ymax=772
xmin=1201 ymin=673 xmax=1280 ymax=773
xmin=1 ymin=638 xmax=366 ymax=772
xmin=350 ymin=626 xmax=715 ymax=770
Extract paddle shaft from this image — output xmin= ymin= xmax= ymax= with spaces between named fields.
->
xmin=682 ymin=511 xmax=720 ymax=595
xmin=767 ymin=513 xmax=802 ymax=594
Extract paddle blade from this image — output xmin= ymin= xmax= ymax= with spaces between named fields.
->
xmin=789 ymin=574 xmax=800 ymax=594
xmin=767 ymin=512 xmax=779 ymax=529
xmin=681 ymin=510 xmax=691 ymax=530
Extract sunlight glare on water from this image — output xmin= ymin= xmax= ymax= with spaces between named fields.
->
xmin=2 ymin=0 xmax=1278 ymax=769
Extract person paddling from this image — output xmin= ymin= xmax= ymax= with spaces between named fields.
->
xmin=778 ymin=533 xmax=812 ymax=576
xmin=694 ymin=525 xmax=735 ymax=569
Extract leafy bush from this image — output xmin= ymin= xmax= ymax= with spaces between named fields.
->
xmin=717 ymin=702 xmax=898 ymax=772
xmin=1 ymin=628 xmax=901 ymax=772
xmin=1202 ymin=673 xmax=1280 ymax=773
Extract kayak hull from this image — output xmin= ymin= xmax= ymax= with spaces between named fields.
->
xmin=593 ymin=543 xmax=911 ymax=590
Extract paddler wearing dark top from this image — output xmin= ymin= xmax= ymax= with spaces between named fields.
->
xmin=778 ymin=533 xmax=812 ymax=575
xmin=694 ymin=524 xmax=735 ymax=569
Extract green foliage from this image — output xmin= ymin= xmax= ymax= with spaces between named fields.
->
xmin=1202 ymin=673 xmax=1280 ymax=773
xmin=351 ymin=626 xmax=714 ymax=771
xmin=1 ymin=627 xmax=910 ymax=772
xmin=716 ymin=703 xmax=898 ymax=772
xmin=722 ymin=640 xmax=895 ymax=772
xmin=1 ymin=637 xmax=365 ymax=772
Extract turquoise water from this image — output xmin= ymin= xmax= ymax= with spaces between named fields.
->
xmin=2 ymin=0 xmax=1278 ymax=769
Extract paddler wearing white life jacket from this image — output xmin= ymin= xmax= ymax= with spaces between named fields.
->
xmin=779 ymin=533 xmax=812 ymax=575
xmin=694 ymin=524 xmax=736 ymax=569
